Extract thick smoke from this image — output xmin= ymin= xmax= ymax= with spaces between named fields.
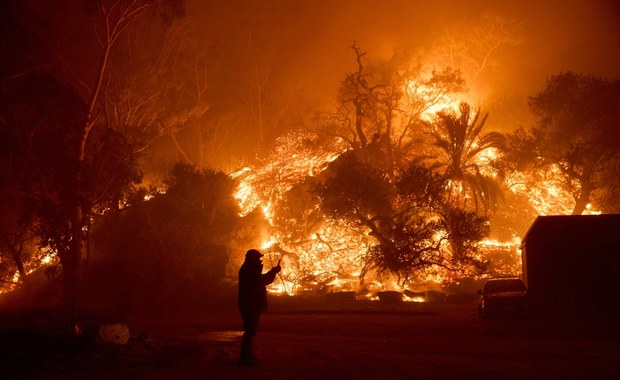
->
xmin=188 ymin=0 xmax=620 ymax=134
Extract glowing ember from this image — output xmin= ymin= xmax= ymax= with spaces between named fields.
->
xmin=406 ymin=296 xmax=427 ymax=303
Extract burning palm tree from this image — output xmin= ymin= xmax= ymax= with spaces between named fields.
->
xmin=426 ymin=102 xmax=505 ymax=213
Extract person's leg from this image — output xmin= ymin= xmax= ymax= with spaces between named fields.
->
xmin=240 ymin=332 xmax=253 ymax=364
xmin=240 ymin=312 xmax=260 ymax=364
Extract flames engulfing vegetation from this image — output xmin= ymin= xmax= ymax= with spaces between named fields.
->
xmin=231 ymin=47 xmax=619 ymax=297
xmin=1 ymin=0 xmax=619 ymax=310
xmin=234 ymin=135 xmax=496 ymax=296
xmin=231 ymin=48 xmax=507 ymax=296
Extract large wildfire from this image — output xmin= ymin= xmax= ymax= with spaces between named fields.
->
xmin=0 ymin=79 xmax=599 ymax=298
xmin=1 ymin=1 xmax=615 ymax=300
xmin=228 ymin=77 xmax=599 ymax=300
xmin=231 ymin=143 xmax=597 ymax=299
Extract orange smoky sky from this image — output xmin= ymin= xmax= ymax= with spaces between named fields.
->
xmin=188 ymin=0 xmax=620 ymax=126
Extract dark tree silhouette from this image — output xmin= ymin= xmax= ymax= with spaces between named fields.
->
xmin=0 ymin=0 xmax=186 ymax=325
xmin=505 ymin=72 xmax=620 ymax=214
xmin=89 ymin=163 xmax=242 ymax=316
xmin=316 ymin=152 xmax=488 ymax=284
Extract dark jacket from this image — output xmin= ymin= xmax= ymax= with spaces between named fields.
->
xmin=238 ymin=260 xmax=279 ymax=314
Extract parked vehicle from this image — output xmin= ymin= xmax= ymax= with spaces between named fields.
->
xmin=477 ymin=277 xmax=529 ymax=319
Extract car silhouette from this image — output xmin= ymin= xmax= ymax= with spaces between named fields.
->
xmin=477 ymin=277 xmax=529 ymax=319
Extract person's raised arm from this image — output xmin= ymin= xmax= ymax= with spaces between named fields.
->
xmin=261 ymin=260 xmax=281 ymax=285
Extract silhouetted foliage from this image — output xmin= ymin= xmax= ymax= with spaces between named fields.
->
xmin=1 ymin=67 xmax=85 ymax=284
xmin=316 ymin=152 xmax=489 ymax=284
xmin=439 ymin=207 xmax=489 ymax=266
xmin=312 ymin=49 xmax=497 ymax=282
xmin=0 ymin=0 xmax=62 ymax=284
xmin=504 ymin=72 xmax=620 ymax=214
xmin=88 ymin=163 xmax=241 ymax=316
xmin=317 ymin=151 xmax=392 ymax=224
xmin=0 ymin=0 xmax=188 ymax=323
xmin=272 ymin=177 xmax=323 ymax=244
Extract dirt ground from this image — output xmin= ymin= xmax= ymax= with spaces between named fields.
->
xmin=3 ymin=301 xmax=620 ymax=379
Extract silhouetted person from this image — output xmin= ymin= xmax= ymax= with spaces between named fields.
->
xmin=238 ymin=249 xmax=281 ymax=365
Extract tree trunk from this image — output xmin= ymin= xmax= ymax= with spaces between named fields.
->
xmin=62 ymin=32 xmax=112 ymax=330
xmin=572 ymin=183 xmax=592 ymax=215
xmin=355 ymin=99 xmax=366 ymax=150
xmin=385 ymin=107 xmax=394 ymax=175
xmin=7 ymin=244 xmax=26 ymax=281
xmin=571 ymin=158 xmax=598 ymax=215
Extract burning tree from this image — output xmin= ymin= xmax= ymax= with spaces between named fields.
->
xmin=502 ymin=72 xmax=620 ymax=215
xmin=317 ymin=150 xmax=489 ymax=287
xmin=232 ymin=130 xmax=364 ymax=293
xmin=424 ymin=102 xmax=506 ymax=213
xmin=0 ymin=190 xmax=43 ymax=291
xmin=430 ymin=12 xmax=523 ymax=83
xmin=233 ymin=47 xmax=497 ymax=294
xmin=323 ymin=44 xmax=467 ymax=173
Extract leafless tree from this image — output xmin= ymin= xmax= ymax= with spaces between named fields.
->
xmin=430 ymin=12 xmax=523 ymax=80
xmin=63 ymin=0 xmax=184 ymax=322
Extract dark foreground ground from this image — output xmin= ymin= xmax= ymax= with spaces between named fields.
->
xmin=2 ymin=301 xmax=620 ymax=379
